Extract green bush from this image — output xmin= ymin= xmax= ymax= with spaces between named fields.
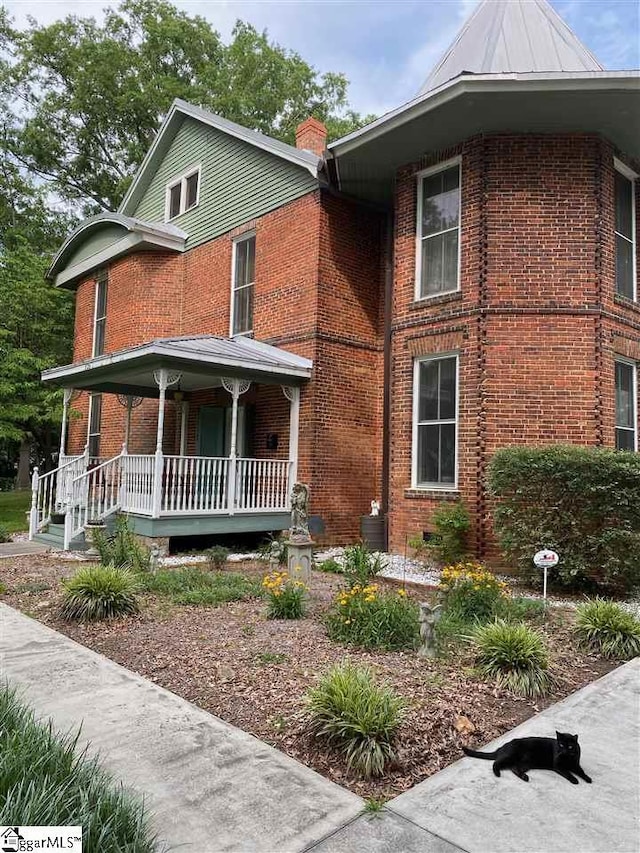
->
xmin=306 ymin=661 xmax=405 ymax=778
xmin=439 ymin=561 xmax=508 ymax=622
xmin=142 ymin=568 xmax=261 ymax=606
xmin=317 ymin=558 xmax=343 ymax=574
xmin=574 ymin=598 xmax=640 ymax=660
xmin=60 ymin=564 xmax=141 ymax=622
xmin=472 ymin=620 xmax=551 ymax=697
xmin=425 ymin=501 xmax=470 ymax=565
xmin=0 ymin=524 xmax=10 ymax=544
xmin=342 ymin=543 xmax=383 ymax=588
xmin=0 ymin=685 xmax=155 ymax=849
xmin=500 ymin=596 xmax=546 ymax=623
xmin=91 ymin=515 xmax=150 ymax=573
xmin=206 ymin=546 xmax=230 ymax=570
xmin=488 ymin=445 xmax=640 ymax=593
xmin=262 ymin=570 xmax=307 ymax=619
xmin=326 ymin=584 xmax=419 ymax=650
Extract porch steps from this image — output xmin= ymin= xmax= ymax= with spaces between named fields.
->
xmin=33 ymin=523 xmax=88 ymax=552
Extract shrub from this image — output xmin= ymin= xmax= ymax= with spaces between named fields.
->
xmin=142 ymin=568 xmax=261 ymax=605
xmin=488 ymin=445 xmax=640 ymax=592
xmin=262 ymin=570 xmax=307 ymax=619
xmin=0 ymin=685 xmax=155 ymax=849
xmin=306 ymin=661 xmax=405 ymax=777
xmin=342 ymin=543 xmax=383 ymax=588
xmin=326 ymin=584 xmax=419 ymax=650
xmin=472 ymin=620 xmax=551 ymax=697
xmin=91 ymin=515 xmax=150 ymax=573
xmin=206 ymin=546 xmax=230 ymax=570
xmin=500 ymin=596 xmax=546 ymax=623
xmin=426 ymin=502 xmax=470 ymax=565
xmin=0 ymin=524 xmax=10 ymax=544
xmin=439 ymin=561 xmax=509 ymax=622
xmin=574 ymin=598 xmax=640 ymax=660
xmin=317 ymin=558 xmax=343 ymax=574
xmin=60 ymin=564 xmax=141 ymax=621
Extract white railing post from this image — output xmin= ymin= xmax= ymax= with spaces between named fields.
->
xmin=63 ymin=506 xmax=73 ymax=550
xmin=28 ymin=468 xmax=39 ymax=540
xmin=60 ymin=388 xmax=73 ymax=459
xmin=221 ymin=378 xmax=251 ymax=515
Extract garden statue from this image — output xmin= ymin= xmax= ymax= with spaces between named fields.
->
xmin=418 ymin=602 xmax=442 ymax=659
xmin=290 ymin=482 xmax=310 ymax=541
xmin=370 ymin=499 xmax=380 ymax=517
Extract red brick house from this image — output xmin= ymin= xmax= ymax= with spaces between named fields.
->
xmin=32 ymin=0 xmax=639 ymax=556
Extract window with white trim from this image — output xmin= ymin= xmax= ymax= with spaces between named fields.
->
xmin=413 ymin=354 xmax=458 ymax=487
xmin=615 ymin=360 xmax=637 ymax=451
xmin=417 ymin=160 xmax=461 ymax=299
xmin=614 ymin=162 xmax=636 ymax=300
xmin=88 ymin=393 xmax=102 ymax=459
xmin=165 ymin=166 xmax=200 ymax=221
xmin=231 ymin=234 xmax=256 ymax=336
xmin=92 ymin=271 xmax=107 ymax=357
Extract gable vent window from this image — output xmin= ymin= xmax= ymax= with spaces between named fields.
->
xmin=165 ymin=166 xmax=200 ymax=221
xmin=614 ymin=161 xmax=637 ymax=301
xmin=231 ymin=234 xmax=256 ymax=336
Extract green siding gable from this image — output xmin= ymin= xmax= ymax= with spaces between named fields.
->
xmin=66 ymin=224 xmax=128 ymax=267
xmin=132 ymin=118 xmax=318 ymax=249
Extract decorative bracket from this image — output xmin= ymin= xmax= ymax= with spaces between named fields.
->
xmin=116 ymin=394 xmax=144 ymax=409
xmin=221 ymin=377 xmax=251 ymax=397
xmin=282 ymin=386 xmax=300 ymax=402
xmin=153 ymin=369 xmax=182 ymax=392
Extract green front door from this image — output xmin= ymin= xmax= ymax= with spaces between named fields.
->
xmin=197 ymin=407 xmax=226 ymax=457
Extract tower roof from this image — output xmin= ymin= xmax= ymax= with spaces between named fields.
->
xmin=419 ymin=0 xmax=604 ymax=95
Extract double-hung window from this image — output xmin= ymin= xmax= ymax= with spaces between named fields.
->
xmin=231 ymin=234 xmax=256 ymax=336
xmin=615 ymin=359 xmax=637 ymax=451
xmin=413 ymin=354 xmax=458 ymax=487
xmin=614 ymin=160 xmax=636 ymax=300
xmin=165 ymin=166 xmax=200 ymax=221
xmin=88 ymin=393 xmax=102 ymax=459
xmin=93 ymin=271 xmax=107 ymax=357
xmin=416 ymin=159 xmax=461 ymax=299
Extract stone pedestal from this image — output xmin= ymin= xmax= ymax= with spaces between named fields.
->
xmin=286 ymin=536 xmax=314 ymax=585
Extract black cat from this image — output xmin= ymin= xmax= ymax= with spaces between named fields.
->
xmin=462 ymin=731 xmax=592 ymax=784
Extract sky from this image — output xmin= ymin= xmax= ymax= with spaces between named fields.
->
xmin=3 ymin=0 xmax=639 ymax=117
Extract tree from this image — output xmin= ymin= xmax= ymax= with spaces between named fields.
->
xmin=5 ymin=1 xmax=374 ymax=211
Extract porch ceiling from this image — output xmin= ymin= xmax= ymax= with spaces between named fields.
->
xmin=41 ymin=335 xmax=312 ymax=397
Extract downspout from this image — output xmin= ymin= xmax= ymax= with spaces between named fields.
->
xmin=381 ymin=211 xmax=394 ymax=550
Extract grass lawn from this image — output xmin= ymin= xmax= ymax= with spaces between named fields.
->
xmin=0 ymin=685 xmax=156 ymax=851
xmin=0 ymin=490 xmax=31 ymax=533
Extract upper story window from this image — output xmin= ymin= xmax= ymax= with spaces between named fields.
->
xmin=92 ymin=271 xmax=107 ymax=357
xmin=165 ymin=165 xmax=201 ymax=221
xmin=412 ymin=354 xmax=458 ymax=488
xmin=231 ymin=233 xmax=256 ymax=336
xmin=416 ymin=158 xmax=461 ymax=300
xmin=615 ymin=359 xmax=637 ymax=451
xmin=614 ymin=160 xmax=637 ymax=300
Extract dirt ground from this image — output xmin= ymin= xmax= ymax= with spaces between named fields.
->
xmin=0 ymin=554 xmax=616 ymax=800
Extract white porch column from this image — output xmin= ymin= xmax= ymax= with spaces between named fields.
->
xmin=221 ymin=378 xmax=251 ymax=514
xmin=123 ymin=397 xmax=133 ymax=454
xmin=59 ymin=388 xmax=73 ymax=460
xmin=283 ymin=386 xmax=301 ymax=492
xmin=179 ymin=401 xmax=188 ymax=457
xmin=152 ymin=370 xmax=181 ymax=518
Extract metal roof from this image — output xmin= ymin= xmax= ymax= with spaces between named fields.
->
xmin=119 ymin=99 xmax=323 ymax=217
xmin=42 ymin=335 xmax=312 ymax=396
xmin=419 ymin=0 xmax=603 ymax=95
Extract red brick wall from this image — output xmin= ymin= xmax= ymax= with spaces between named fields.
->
xmin=388 ymin=133 xmax=640 ymax=558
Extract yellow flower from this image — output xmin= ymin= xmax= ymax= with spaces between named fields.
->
xmin=397 ymin=589 xmax=407 ymax=597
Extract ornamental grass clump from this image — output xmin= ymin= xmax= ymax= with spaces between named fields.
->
xmin=60 ymin=564 xmax=141 ymax=622
xmin=306 ymin=661 xmax=405 ymax=778
xmin=342 ymin=543 xmax=383 ymax=588
xmin=472 ymin=620 xmax=551 ymax=697
xmin=326 ymin=584 xmax=419 ymax=650
xmin=439 ymin=561 xmax=509 ymax=623
xmin=262 ymin=570 xmax=307 ymax=619
xmin=574 ymin=598 xmax=640 ymax=660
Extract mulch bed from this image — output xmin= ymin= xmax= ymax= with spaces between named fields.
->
xmin=0 ymin=554 xmax=616 ymax=800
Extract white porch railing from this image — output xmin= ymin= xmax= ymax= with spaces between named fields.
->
xmin=161 ymin=455 xmax=230 ymax=514
xmin=121 ymin=455 xmax=155 ymax=515
xmin=65 ymin=454 xmax=124 ymax=545
xmin=235 ymin=458 xmax=291 ymax=512
xmin=29 ymin=455 xmax=86 ymax=538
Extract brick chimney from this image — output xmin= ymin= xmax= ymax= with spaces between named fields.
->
xmin=295 ymin=117 xmax=327 ymax=157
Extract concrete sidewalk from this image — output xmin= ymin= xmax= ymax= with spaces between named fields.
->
xmin=0 ymin=604 xmax=363 ymax=852
xmin=1 ymin=603 xmax=638 ymax=853
xmin=0 ymin=541 xmax=49 ymax=558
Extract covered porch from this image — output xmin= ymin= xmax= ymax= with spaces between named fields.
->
xmin=33 ymin=336 xmax=311 ymax=549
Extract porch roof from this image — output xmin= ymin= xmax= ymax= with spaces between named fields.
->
xmin=41 ymin=335 xmax=312 ymax=397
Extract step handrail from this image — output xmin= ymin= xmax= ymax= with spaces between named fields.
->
xmin=29 ymin=454 xmax=86 ymax=539
xmin=65 ymin=453 xmax=125 ymax=548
